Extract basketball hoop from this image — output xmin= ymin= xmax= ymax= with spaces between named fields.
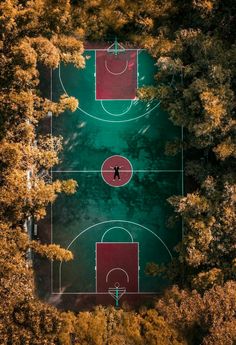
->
xmin=107 ymin=38 xmax=125 ymax=56
xmin=108 ymin=282 xmax=126 ymax=307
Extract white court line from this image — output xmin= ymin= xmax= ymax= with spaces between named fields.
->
xmin=52 ymin=169 xmax=183 ymax=173
xmin=58 ymin=219 xmax=173 ymax=293
xmin=135 ymin=49 xmax=138 ymax=92
xmin=105 ymin=59 xmax=128 ymax=75
xmin=96 ymin=242 xmax=97 ymax=293
xmin=59 ymin=50 xmax=160 ymax=123
xmin=51 ymin=291 xmax=161 ymax=295
xmin=105 ymin=268 xmax=130 ymax=283
xmin=51 ymin=48 xmax=183 ymax=294
xmin=181 ymin=125 xmax=184 ymax=241
xmin=96 ymin=241 xmax=138 ymax=292
xmin=138 ymin=242 xmax=140 ymax=292
xmin=85 ymin=48 xmax=146 ymax=51
xmin=101 ymin=155 xmax=133 ymax=188
xmin=101 ymin=227 xmax=134 ymax=242
xmin=94 ymin=50 xmax=96 ymax=102
xmin=100 ymin=100 xmax=133 ymax=116
xmin=96 ymin=98 xmax=137 ymax=100
xmin=50 ymin=67 xmax=53 ymax=294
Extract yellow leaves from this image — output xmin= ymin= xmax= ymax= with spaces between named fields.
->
xmin=155 ymin=282 xmax=236 ymax=345
xmin=192 ymin=268 xmax=224 ymax=290
xmin=34 ymin=135 xmax=62 ymax=169
xmin=142 ymin=310 xmax=187 ymax=345
xmin=178 ymin=28 xmax=202 ymax=41
xmin=74 ymin=308 xmax=107 ymax=345
xmin=0 ymin=169 xmax=28 ymax=205
xmin=214 ymin=137 xmax=236 ymax=160
xmin=169 ymin=193 xmax=209 ymax=215
xmin=70 ymin=306 xmax=187 ymax=345
xmin=220 ymin=204 xmax=236 ymax=230
xmin=188 ymin=219 xmax=213 ymax=248
xmin=31 ymin=37 xmax=60 ymax=68
xmin=47 ymin=94 xmax=79 ymax=116
xmin=37 ymin=0 xmax=72 ymax=34
xmin=7 ymin=90 xmax=36 ymax=124
xmin=0 ymin=225 xmax=35 ymax=315
xmin=140 ymin=35 xmax=157 ymax=50
xmin=31 ymin=241 xmax=73 ymax=261
xmin=186 ymin=76 xmax=234 ymax=138
xmin=0 ymin=0 xmax=18 ymax=32
xmin=74 ymin=27 xmax=85 ymax=39
xmin=137 ymin=86 xmax=159 ymax=101
xmin=193 ymin=0 xmax=218 ymax=13
xmin=52 ymin=35 xmax=85 ymax=68
xmin=0 ymin=141 xmax=23 ymax=167
xmin=60 ymin=179 xmax=78 ymax=194
xmin=58 ymin=312 xmax=76 ymax=345
xmin=8 ymin=299 xmax=62 ymax=342
xmin=209 ymin=64 xmax=230 ymax=84
xmin=145 ymin=262 xmax=165 ymax=277
xmin=200 ymin=90 xmax=226 ymax=123
xmin=159 ymin=39 xmax=177 ymax=55
xmin=12 ymin=38 xmax=37 ymax=67
xmin=59 ymin=94 xmax=78 ymax=113
xmin=38 ymin=150 xmax=59 ymax=169
xmin=157 ymin=56 xmax=183 ymax=73
xmin=13 ymin=65 xmax=39 ymax=88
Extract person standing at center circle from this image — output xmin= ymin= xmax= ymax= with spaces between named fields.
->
xmin=110 ymin=165 xmax=123 ymax=181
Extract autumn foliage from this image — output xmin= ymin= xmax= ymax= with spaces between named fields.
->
xmin=0 ymin=0 xmax=235 ymax=344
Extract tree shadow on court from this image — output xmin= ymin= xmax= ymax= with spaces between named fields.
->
xmin=122 ymin=130 xmax=180 ymax=171
xmin=117 ymin=173 xmax=179 ymax=216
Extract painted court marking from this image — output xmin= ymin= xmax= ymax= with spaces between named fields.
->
xmin=57 ymin=220 xmax=173 ymax=294
xmin=100 ymin=100 xmax=133 ymax=116
xmin=96 ymin=50 xmax=137 ymax=99
xmin=96 ymin=242 xmax=139 ymax=293
xmin=58 ymin=54 xmax=162 ymax=123
xmin=50 ymin=47 xmax=185 ymax=296
xmin=52 ymin=169 xmax=183 ymax=173
xmin=101 ymin=227 xmax=134 ymax=242
xmin=101 ymin=155 xmax=133 ymax=187
xmin=105 ymin=59 xmax=129 ymax=75
xmin=106 ymin=268 xmax=130 ymax=283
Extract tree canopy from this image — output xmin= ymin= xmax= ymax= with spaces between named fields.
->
xmin=0 ymin=0 xmax=235 ymax=344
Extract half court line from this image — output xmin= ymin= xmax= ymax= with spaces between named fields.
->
xmin=52 ymin=169 xmax=183 ymax=173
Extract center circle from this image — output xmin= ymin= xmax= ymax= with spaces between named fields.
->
xmin=101 ymin=155 xmax=133 ymax=187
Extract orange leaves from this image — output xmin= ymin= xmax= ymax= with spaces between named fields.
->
xmin=31 ymin=241 xmax=73 ymax=261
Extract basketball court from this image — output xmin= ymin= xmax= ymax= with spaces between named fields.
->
xmin=49 ymin=40 xmax=183 ymax=307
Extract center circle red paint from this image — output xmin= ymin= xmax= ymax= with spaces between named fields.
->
xmin=101 ymin=155 xmax=133 ymax=187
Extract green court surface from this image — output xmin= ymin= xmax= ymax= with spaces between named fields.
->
xmin=50 ymin=48 xmax=183 ymax=298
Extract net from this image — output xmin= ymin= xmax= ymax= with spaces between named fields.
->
xmin=107 ymin=38 xmax=125 ymax=56
xmin=108 ymin=283 xmax=126 ymax=307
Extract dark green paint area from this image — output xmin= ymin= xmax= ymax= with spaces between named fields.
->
xmin=51 ymin=50 xmax=183 ymax=294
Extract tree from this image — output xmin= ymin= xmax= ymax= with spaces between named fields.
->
xmin=156 ymin=282 xmax=236 ymax=345
xmin=68 ymin=306 xmax=187 ymax=345
xmin=0 ymin=0 xmax=235 ymax=343
xmin=0 ymin=2 xmax=82 ymax=342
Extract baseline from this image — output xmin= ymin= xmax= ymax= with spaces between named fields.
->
xmin=58 ymin=56 xmax=161 ymax=123
xmin=58 ymin=220 xmax=173 ymax=293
